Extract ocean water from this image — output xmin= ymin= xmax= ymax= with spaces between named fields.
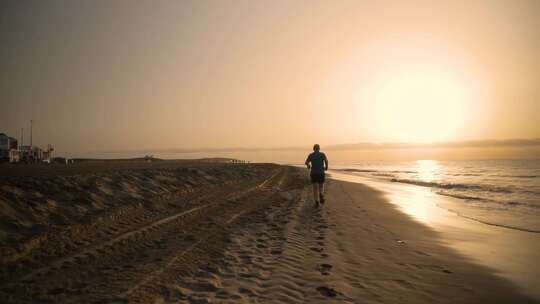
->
xmin=333 ymin=159 xmax=540 ymax=233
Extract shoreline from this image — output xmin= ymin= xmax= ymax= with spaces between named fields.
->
xmin=329 ymin=170 xmax=540 ymax=301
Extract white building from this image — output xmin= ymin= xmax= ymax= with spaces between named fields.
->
xmin=0 ymin=133 xmax=18 ymax=160
xmin=1 ymin=132 xmax=54 ymax=163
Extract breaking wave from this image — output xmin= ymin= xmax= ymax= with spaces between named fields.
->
xmin=390 ymin=178 xmax=514 ymax=194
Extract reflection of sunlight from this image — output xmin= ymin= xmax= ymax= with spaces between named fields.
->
xmin=416 ymin=160 xmax=439 ymax=182
xmin=330 ymin=170 xmax=443 ymax=224
xmin=391 ymin=188 xmax=435 ymax=223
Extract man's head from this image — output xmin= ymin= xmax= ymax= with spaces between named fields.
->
xmin=313 ymin=144 xmax=320 ymax=151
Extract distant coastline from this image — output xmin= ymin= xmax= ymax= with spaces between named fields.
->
xmin=55 ymin=139 xmax=540 ymax=163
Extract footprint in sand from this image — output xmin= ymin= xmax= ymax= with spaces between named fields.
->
xmin=316 ymin=286 xmax=340 ymax=298
xmin=270 ymin=249 xmax=282 ymax=255
xmin=317 ymin=263 xmax=333 ymax=275
xmin=238 ymin=287 xmax=256 ymax=296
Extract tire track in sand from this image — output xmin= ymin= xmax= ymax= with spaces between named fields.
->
xmin=1 ymin=167 xmax=288 ymax=303
xmin=118 ymin=167 xmax=294 ymax=304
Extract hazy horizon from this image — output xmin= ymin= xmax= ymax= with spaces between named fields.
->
xmin=58 ymin=138 xmax=540 ymax=162
xmin=1 ymin=0 xmax=539 ymax=160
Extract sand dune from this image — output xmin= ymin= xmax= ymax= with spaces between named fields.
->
xmin=0 ymin=162 xmax=536 ymax=303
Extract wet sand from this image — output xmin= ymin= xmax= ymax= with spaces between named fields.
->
xmin=0 ymin=163 xmax=536 ymax=303
xmin=330 ymin=170 xmax=540 ymax=301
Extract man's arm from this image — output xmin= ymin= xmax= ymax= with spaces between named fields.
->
xmin=324 ymin=154 xmax=329 ymax=171
xmin=305 ymin=155 xmax=311 ymax=169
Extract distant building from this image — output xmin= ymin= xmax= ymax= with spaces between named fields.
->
xmin=0 ymin=133 xmax=17 ymax=160
xmin=42 ymin=144 xmax=54 ymax=163
xmin=9 ymin=149 xmax=21 ymax=163
xmin=19 ymin=145 xmax=42 ymax=163
xmin=1 ymin=132 xmax=54 ymax=163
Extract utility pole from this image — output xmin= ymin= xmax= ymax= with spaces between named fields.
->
xmin=30 ymin=120 xmax=33 ymax=147
xmin=21 ymin=128 xmax=24 ymax=147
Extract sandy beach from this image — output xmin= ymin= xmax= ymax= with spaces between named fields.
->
xmin=0 ymin=161 xmax=537 ymax=303
xmin=3 ymin=0 xmax=539 ymax=302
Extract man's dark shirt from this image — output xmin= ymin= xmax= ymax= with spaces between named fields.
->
xmin=306 ymin=151 xmax=327 ymax=174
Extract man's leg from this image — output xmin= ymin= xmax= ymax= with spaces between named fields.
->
xmin=312 ymin=183 xmax=320 ymax=204
xmin=319 ymin=181 xmax=325 ymax=204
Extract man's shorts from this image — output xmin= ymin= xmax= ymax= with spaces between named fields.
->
xmin=310 ymin=172 xmax=325 ymax=184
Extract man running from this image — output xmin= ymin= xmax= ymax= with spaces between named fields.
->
xmin=305 ymin=144 xmax=328 ymax=207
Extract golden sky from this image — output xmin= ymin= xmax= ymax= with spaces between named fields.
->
xmin=1 ymin=0 xmax=539 ymax=158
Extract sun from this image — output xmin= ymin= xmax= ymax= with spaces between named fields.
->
xmin=371 ymin=68 xmax=467 ymax=143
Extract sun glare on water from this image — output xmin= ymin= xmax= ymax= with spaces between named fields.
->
xmin=416 ymin=159 xmax=440 ymax=182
